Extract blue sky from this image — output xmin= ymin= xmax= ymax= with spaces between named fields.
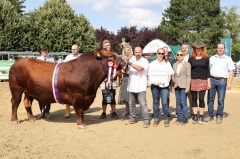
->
xmin=23 ymin=0 xmax=239 ymax=33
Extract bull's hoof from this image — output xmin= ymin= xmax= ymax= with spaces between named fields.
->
xmin=64 ymin=114 xmax=70 ymax=118
xmin=12 ymin=120 xmax=19 ymax=124
xmin=28 ymin=118 xmax=36 ymax=122
xmin=78 ymin=124 xmax=87 ymax=129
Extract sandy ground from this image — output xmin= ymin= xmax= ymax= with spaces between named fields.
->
xmin=0 ymin=77 xmax=240 ymax=159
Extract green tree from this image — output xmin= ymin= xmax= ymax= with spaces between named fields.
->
xmin=160 ymin=0 xmax=224 ymax=55
xmin=22 ymin=0 xmax=97 ymax=52
xmin=222 ymin=6 xmax=240 ymax=61
xmin=8 ymin=0 xmax=26 ymax=15
xmin=0 ymin=0 xmax=23 ymax=51
xmin=95 ymin=27 xmax=118 ymax=52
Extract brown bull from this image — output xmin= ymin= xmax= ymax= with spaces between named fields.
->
xmin=9 ymin=49 xmax=126 ymax=128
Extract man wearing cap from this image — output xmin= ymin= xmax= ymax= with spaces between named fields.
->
xmin=63 ymin=44 xmax=81 ymax=118
xmin=37 ymin=47 xmax=55 ymax=62
xmin=205 ymin=43 xmax=235 ymax=124
xmin=37 ymin=47 xmax=55 ymax=118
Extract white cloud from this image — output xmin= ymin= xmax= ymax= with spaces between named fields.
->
xmin=92 ymin=0 xmax=112 ymax=12
xmin=66 ymin=0 xmax=169 ymax=30
xmin=118 ymin=7 xmax=162 ymax=28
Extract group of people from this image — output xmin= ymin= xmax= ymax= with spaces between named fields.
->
xmin=37 ymin=40 xmax=235 ymax=129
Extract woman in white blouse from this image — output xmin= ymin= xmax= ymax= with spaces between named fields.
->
xmin=148 ymin=48 xmax=174 ymax=127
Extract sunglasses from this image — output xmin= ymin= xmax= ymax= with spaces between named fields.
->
xmin=177 ymin=54 xmax=183 ymax=56
xmin=157 ymin=53 xmax=165 ymax=55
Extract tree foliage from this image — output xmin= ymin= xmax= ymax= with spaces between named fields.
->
xmin=222 ymin=6 xmax=240 ymax=61
xmin=22 ymin=0 xmax=97 ymax=52
xmin=95 ymin=26 xmax=177 ymax=54
xmin=160 ymin=0 xmax=224 ymax=55
xmin=95 ymin=27 xmax=118 ymax=52
xmin=0 ymin=0 xmax=23 ymax=51
xmin=7 ymin=0 xmax=26 ymax=15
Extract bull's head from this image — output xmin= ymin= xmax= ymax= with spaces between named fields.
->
xmin=94 ymin=49 xmax=126 ymax=70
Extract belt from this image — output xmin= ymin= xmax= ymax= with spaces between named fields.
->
xmin=211 ymin=76 xmax=227 ymax=80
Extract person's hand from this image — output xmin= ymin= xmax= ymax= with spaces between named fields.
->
xmin=207 ymin=83 xmax=211 ymax=90
xmin=104 ymin=78 xmax=108 ymax=82
xmin=116 ymin=71 xmax=122 ymax=78
xmin=170 ymin=87 xmax=174 ymax=93
xmin=124 ymin=58 xmax=129 ymax=64
xmin=154 ymin=83 xmax=159 ymax=86
xmin=226 ymin=84 xmax=231 ymax=90
xmin=185 ymin=89 xmax=189 ymax=93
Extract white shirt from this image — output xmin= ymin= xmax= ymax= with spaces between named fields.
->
xmin=209 ymin=54 xmax=235 ymax=78
xmin=37 ymin=55 xmax=55 ymax=62
xmin=177 ymin=61 xmax=184 ymax=75
xmin=127 ymin=56 xmax=149 ymax=93
xmin=64 ymin=53 xmax=81 ymax=62
xmin=184 ymin=54 xmax=190 ymax=62
xmin=148 ymin=59 xmax=174 ymax=87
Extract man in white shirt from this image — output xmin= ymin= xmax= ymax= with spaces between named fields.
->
xmin=64 ymin=44 xmax=81 ymax=62
xmin=182 ymin=43 xmax=193 ymax=116
xmin=205 ymin=43 xmax=235 ymax=124
xmin=64 ymin=44 xmax=81 ymax=118
xmin=36 ymin=47 xmax=55 ymax=118
xmin=125 ymin=46 xmax=150 ymax=128
xmin=182 ymin=43 xmax=190 ymax=62
xmin=37 ymin=47 xmax=55 ymax=62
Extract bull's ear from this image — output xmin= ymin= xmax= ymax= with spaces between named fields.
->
xmin=101 ymin=49 xmax=119 ymax=59
xmin=94 ymin=49 xmax=102 ymax=57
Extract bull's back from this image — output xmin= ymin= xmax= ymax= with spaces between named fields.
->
xmin=9 ymin=58 xmax=56 ymax=90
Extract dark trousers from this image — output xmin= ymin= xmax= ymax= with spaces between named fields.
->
xmin=191 ymin=90 xmax=206 ymax=108
xmin=39 ymin=102 xmax=51 ymax=113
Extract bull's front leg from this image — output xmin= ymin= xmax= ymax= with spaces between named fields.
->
xmin=24 ymin=93 xmax=35 ymax=122
xmin=74 ymin=107 xmax=86 ymax=129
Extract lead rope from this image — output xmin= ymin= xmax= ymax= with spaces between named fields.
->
xmin=107 ymin=61 xmax=113 ymax=84
xmin=112 ymin=62 xmax=119 ymax=79
xmin=107 ymin=61 xmax=120 ymax=88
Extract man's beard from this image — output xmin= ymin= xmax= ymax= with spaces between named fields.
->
xmin=136 ymin=55 xmax=141 ymax=60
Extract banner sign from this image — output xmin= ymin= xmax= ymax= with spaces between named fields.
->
xmin=148 ymin=71 xmax=168 ymax=84
xmin=221 ymin=38 xmax=232 ymax=57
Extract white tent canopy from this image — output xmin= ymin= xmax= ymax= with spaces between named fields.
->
xmin=143 ymin=39 xmax=172 ymax=54
xmin=236 ymin=61 xmax=240 ymax=66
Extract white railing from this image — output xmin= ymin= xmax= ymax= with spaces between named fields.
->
xmin=235 ymin=63 xmax=240 ymax=77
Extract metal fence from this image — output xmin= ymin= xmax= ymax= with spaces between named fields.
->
xmin=235 ymin=63 xmax=240 ymax=77
xmin=0 ymin=51 xmax=72 ymax=81
xmin=0 ymin=51 xmax=71 ymax=61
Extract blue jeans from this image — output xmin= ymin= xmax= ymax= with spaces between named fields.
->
xmin=39 ymin=102 xmax=51 ymax=113
xmin=175 ymin=87 xmax=188 ymax=123
xmin=129 ymin=92 xmax=149 ymax=123
xmin=207 ymin=78 xmax=227 ymax=117
xmin=151 ymin=85 xmax=169 ymax=121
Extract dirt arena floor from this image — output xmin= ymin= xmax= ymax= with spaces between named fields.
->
xmin=0 ymin=77 xmax=240 ymax=159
